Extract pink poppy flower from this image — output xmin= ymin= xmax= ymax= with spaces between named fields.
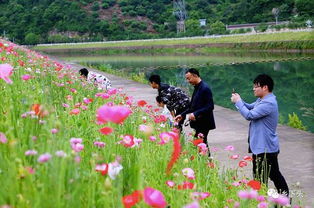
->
xmin=0 ymin=63 xmax=13 ymax=84
xmin=143 ymin=187 xmax=167 ymax=208
xmin=234 ymin=201 xmax=240 ymax=208
xmin=197 ymin=133 xmax=204 ymax=138
xmin=256 ymin=195 xmax=266 ymax=202
xmin=224 ymin=145 xmax=235 ymax=151
xmin=183 ymin=201 xmax=200 ymax=208
xmin=70 ymin=138 xmax=82 ymax=144
xmin=232 ymin=182 xmax=241 ymax=187
xmin=71 ymin=143 xmax=84 ymax=152
xmin=237 ymin=190 xmax=258 ymax=199
xmin=62 ymin=103 xmax=69 ymax=108
xmin=120 ymin=135 xmax=135 ymax=147
xmin=149 ymin=136 xmax=156 ymax=142
xmin=94 ymin=141 xmax=106 ymax=148
xmin=96 ymin=105 xmax=132 ymax=124
xmin=197 ymin=143 xmax=208 ymax=155
xmin=99 ymin=127 xmax=113 ymax=135
xmin=74 ymin=155 xmax=81 ymax=163
xmin=158 ymin=132 xmax=172 ymax=144
xmin=191 ymin=192 xmax=211 ymax=200
xmin=25 ymin=150 xmax=38 ymax=156
xmin=83 ymin=98 xmax=93 ymax=104
xmin=166 ymin=180 xmax=175 ymax=188
xmin=70 ymin=108 xmax=80 ymax=115
xmin=25 ymin=166 xmax=35 ymax=174
xmin=21 ymin=74 xmax=31 ymax=81
xmin=230 ymin=154 xmax=239 ymax=159
xmin=0 ymin=132 xmax=8 ymax=143
xmin=107 ymin=88 xmax=118 ymax=95
xmin=74 ymin=103 xmax=82 ymax=108
xmin=139 ymin=124 xmax=153 ymax=135
xmin=182 ymin=168 xmax=195 ymax=180
xmin=80 ymin=105 xmax=88 ymax=111
xmin=66 ymin=95 xmax=73 ymax=100
xmin=269 ymin=194 xmax=290 ymax=206
xmin=211 ymin=146 xmax=220 ymax=152
xmin=95 ymin=92 xmax=110 ymax=99
xmin=257 ymin=202 xmax=268 ymax=208
xmin=38 ymin=153 xmax=52 ymax=163
xmin=51 ymin=128 xmax=58 ymax=134
xmin=55 ymin=151 xmax=67 ymax=157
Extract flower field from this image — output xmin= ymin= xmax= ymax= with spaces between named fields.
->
xmin=0 ymin=39 xmax=305 ymax=208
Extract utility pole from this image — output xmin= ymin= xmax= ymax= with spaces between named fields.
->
xmin=173 ymin=0 xmax=187 ymax=34
xmin=272 ymin=8 xmax=280 ymax=25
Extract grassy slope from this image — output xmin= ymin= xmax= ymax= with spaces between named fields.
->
xmin=34 ymin=31 xmax=314 ymax=50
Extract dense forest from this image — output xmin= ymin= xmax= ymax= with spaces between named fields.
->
xmin=0 ymin=0 xmax=313 ymax=44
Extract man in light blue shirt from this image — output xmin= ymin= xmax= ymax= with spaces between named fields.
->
xmin=231 ymin=74 xmax=289 ymax=197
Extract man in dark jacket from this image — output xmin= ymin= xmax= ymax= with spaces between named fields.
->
xmin=149 ymin=74 xmax=190 ymax=129
xmin=175 ymin=68 xmax=216 ymax=156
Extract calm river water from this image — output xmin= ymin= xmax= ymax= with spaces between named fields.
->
xmin=58 ymin=54 xmax=314 ymax=132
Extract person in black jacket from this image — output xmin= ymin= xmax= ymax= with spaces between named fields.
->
xmin=175 ymin=68 xmax=216 ymax=156
xmin=149 ymin=74 xmax=190 ymax=130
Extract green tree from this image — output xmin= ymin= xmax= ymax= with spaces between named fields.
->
xmin=185 ymin=19 xmax=204 ymax=36
xmin=25 ymin=33 xmax=41 ymax=45
xmin=210 ymin=21 xmax=226 ymax=35
xmin=295 ymin=0 xmax=314 ymax=17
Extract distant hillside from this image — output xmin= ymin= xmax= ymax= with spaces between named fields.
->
xmin=0 ymin=0 xmax=313 ymax=44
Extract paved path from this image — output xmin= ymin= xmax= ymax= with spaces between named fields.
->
xmin=70 ymin=64 xmax=314 ymax=206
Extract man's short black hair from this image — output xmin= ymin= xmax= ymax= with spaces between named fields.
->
xmin=156 ymin=95 xmax=163 ymax=103
xmin=79 ymin=68 xmax=89 ymax=77
xmin=149 ymin=74 xmax=161 ymax=84
xmin=253 ymin=74 xmax=274 ymax=92
xmin=185 ymin=68 xmax=200 ymax=77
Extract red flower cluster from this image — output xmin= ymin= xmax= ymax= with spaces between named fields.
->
xmin=247 ymin=180 xmax=261 ymax=190
xmin=122 ymin=190 xmax=142 ymax=208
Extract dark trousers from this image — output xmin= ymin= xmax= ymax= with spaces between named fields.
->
xmin=194 ymin=126 xmax=210 ymax=157
xmin=253 ymin=152 xmax=289 ymax=196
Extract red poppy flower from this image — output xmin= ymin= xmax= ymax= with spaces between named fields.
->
xmin=243 ymin=156 xmax=253 ymax=161
xmin=18 ymin=60 xmax=25 ymax=66
xmin=207 ymin=162 xmax=215 ymax=168
xmin=238 ymin=160 xmax=248 ymax=168
xmin=247 ymin=180 xmax=261 ymax=190
xmin=32 ymin=104 xmax=41 ymax=116
xmin=99 ymin=127 xmax=113 ymax=135
xmin=191 ymin=139 xmax=203 ymax=146
xmin=177 ymin=181 xmax=194 ymax=190
xmin=31 ymin=104 xmax=48 ymax=117
xmin=55 ymin=67 xmax=62 ymax=71
xmin=122 ymin=190 xmax=142 ymax=208
xmin=95 ymin=164 xmax=109 ymax=176
xmin=137 ymin=100 xmax=147 ymax=107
